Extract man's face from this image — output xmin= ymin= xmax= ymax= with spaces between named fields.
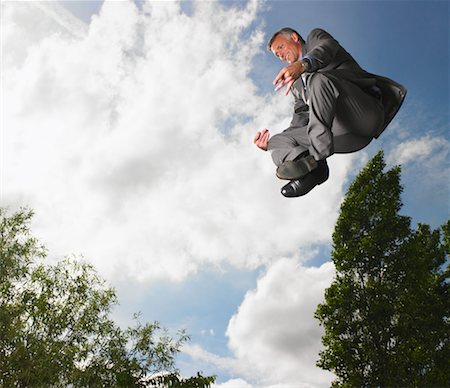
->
xmin=270 ymin=33 xmax=302 ymax=64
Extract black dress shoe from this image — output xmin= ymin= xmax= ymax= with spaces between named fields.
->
xmin=281 ymin=160 xmax=329 ymax=197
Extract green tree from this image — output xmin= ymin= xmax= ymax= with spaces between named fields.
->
xmin=315 ymin=151 xmax=449 ymax=387
xmin=0 ymin=208 xmax=215 ymax=387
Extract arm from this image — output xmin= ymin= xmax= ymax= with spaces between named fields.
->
xmin=272 ymin=29 xmax=341 ymax=95
xmin=254 ymin=95 xmax=309 ymax=152
xmin=302 ymin=28 xmax=340 ymax=72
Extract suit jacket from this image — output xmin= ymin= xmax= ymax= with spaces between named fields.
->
xmin=289 ymin=28 xmax=406 ymax=138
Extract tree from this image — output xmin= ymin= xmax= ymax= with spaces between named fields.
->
xmin=315 ymin=151 xmax=449 ymax=387
xmin=0 ymin=208 xmax=215 ymax=387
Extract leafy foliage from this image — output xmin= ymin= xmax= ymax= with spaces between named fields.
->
xmin=146 ymin=372 xmax=216 ymax=388
xmin=0 ymin=208 xmax=215 ymax=387
xmin=315 ymin=152 xmax=449 ymax=386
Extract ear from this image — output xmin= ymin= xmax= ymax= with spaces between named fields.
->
xmin=291 ymin=33 xmax=299 ymax=43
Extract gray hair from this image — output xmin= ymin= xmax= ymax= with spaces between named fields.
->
xmin=267 ymin=27 xmax=305 ymax=51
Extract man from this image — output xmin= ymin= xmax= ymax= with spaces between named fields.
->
xmin=254 ymin=28 xmax=406 ymax=197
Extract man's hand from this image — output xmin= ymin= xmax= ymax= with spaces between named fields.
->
xmin=253 ymin=129 xmax=270 ymax=151
xmin=273 ymin=61 xmax=304 ymax=96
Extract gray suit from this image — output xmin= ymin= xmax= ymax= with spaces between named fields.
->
xmin=268 ymin=28 xmax=407 ymax=166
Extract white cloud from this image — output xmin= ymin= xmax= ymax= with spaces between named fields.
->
xmin=2 ymin=0 xmax=352 ymax=282
xmin=1 ymin=1 xmax=87 ymax=68
xmin=386 ymin=134 xmax=450 ymax=191
xmin=185 ymin=260 xmax=336 ymax=387
xmin=213 ymin=378 xmax=253 ymax=387
xmin=387 ymin=135 xmax=449 ymax=165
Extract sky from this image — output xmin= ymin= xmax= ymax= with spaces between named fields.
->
xmin=1 ymin=0 xmax=449 ymax=386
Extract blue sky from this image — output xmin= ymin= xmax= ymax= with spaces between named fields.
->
xmin=3 ymin=1 xmax=449 ymax=386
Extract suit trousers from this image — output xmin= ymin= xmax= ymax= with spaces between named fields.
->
xmin=268 ymin=72 xmax=385 ymax=166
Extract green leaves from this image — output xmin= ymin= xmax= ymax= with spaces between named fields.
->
xmin=316 ymin=152 xmax=449 ymax=386
xmin=0 ymin=208 xmax=215 ymax=387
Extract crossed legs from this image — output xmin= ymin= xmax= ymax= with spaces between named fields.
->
xmin=267 ymin=72 xmax=384 ymax=197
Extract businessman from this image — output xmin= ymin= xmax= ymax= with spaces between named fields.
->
xmin=254 ymin=28 xmax=406 ymax=197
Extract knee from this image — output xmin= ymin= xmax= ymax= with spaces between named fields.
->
xmin=308 ymin=73 xmax=337 ymax=94
xmin=268 ymin=133 xmax=296 ymax=149
xmin=309 ymin=73 xmax=327 ymax=87
xmin=267 ymin=134 xmax=280 ymax=150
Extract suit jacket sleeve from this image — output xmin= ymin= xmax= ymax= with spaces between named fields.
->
xmin=303 ymin=28 xmax=341 ymax=71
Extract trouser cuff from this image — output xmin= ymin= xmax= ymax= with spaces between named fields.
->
xmin=276 ymin=155 xmax=319 ymax=180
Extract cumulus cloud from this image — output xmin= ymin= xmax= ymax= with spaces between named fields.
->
xmin=387 ymin=135 xmax=449 ymax=165
xmin=386 ymin=134 xmax=450 ymax=189
xmin=185 ymin=259 xmax=336 ymax=387
xmin=213 ymin=378 xmax=253 ymax=388
xmin=3 ymin=0 xmax=352 ymax=282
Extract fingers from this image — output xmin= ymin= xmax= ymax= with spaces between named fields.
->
xmin=274 ymin=76 xmax=294 ymax=94
xmin=273 ymin=68 xmax=286 ymax=86
xmin=261 ymin=129 xmax=270 ymax=149
xmin=284 ymin=79 xmax=295 ymax=96
xmin=274 ymin=81 xmax=285 ymax=92
xmin=253 ymin=129 xmax=270 ymax=150
xmin=274 ymin=62 xmax=303 ymax=94
xmin=273 ymin=70 xmax=289 ymax=88
xmin=274 ymin=69 xmax=294 ymax=93
xmin=274 ymin=75 xmax=293 ymax=92
xmin=254 ymin=129 xmax=269 ymax=144
xmin=273 ymin=68 xmax=294 ymax=86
